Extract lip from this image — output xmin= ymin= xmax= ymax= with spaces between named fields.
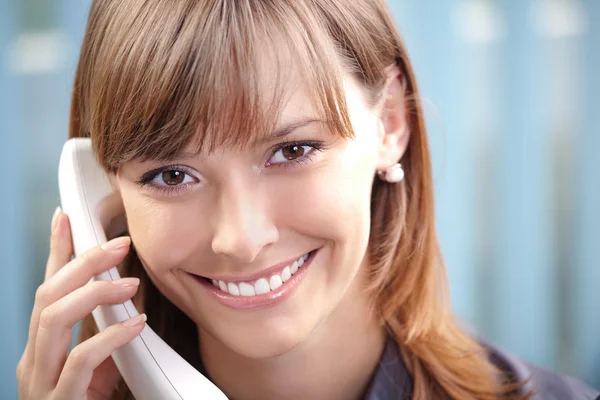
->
xmin=191 ymin=248 xmax=319 ymax=310
xmin=198 ymin=251 xmax=313 ymax=283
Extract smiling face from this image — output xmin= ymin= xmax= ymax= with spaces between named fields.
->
xmin=113 ymin=70 xmax=406 ymax=359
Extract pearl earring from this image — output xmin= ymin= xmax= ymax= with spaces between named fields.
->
xmin=377 ymin=163 xmax=404 ymax=183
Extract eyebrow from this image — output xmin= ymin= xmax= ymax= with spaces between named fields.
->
xmin=253 ymin=118 xmax=323 ymax=145
xmin=169 ymin=118 xmax=323 ymax=161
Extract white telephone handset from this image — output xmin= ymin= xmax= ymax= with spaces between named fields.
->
xmin=58 ymin=138 xmax=228 ymax=400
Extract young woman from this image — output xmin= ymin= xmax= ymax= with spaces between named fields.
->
xmin=17 ymin=1 xmax=600 ymax=399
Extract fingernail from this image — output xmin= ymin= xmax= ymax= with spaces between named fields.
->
xmin=113 ymin=277 xmax=140 ymax=287
xmin=101 ymin=236 xmax=131 ymax=252
xmin=123 ymin=313 xmax=147 ymax=327
xmin=51 ymin=207 xmax=61 ymax=234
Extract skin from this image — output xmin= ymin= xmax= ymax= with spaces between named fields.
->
xmin=116 ymin=65 xmax=409 ymax=399
xmin=17 ymin=62 xmax=409 ymax=399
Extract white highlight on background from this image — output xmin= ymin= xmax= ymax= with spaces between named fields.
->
xmin=533 ymin=0 xmax=588 ymax=38
xmin=452 ymin=1 xmax=507 ymax=45
xmin=6 ymin=30 xmax=69 ymax=75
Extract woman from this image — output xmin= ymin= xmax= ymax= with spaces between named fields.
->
xmin=17 ymin=1 xmax=600 ymax=399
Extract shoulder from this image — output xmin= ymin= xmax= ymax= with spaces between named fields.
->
xmin=483 ymin=341 xmax=600 ymax=400
xmin=524 ymin=363 xmax=600 ymax=400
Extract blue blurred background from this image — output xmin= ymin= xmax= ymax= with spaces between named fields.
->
xmin=1 ymin=0 xmax=598 ymax=398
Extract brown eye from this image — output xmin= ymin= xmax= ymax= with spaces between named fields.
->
xmin=281 ymin=145 xmax=305 ymax=160
xmin=267 ymin=142 xmax=320 ymax=166
xmin=161 ymin=170 xmax=185 ymax=185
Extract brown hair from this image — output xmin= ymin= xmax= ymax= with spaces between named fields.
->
xmin=70 ymin=1 xmax=530 ymax=399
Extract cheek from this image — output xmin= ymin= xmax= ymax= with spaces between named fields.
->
xmin=270 ymin=139 xmax=377 ymax=257
xmin=120 ymin=193 xmax=210 ymax=273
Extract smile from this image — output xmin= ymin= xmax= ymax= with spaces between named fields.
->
xmin=191 ymin=249 xmax=319 ymax=310
xmin=209 ymin=251 xmax=310 ymax=296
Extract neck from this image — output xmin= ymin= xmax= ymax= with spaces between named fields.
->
xmin=198 ymin=281 xmax=386 ymax=400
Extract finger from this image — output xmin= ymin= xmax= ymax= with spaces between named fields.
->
xmin=33 ymin=278 xmax=140 ymax=389
xmin=28 ymin=236 xmax=131 ymax=355
xmin=19 ymin=210 xmax=76 ymax=376
xmin=45 ymin=211 xmax=74 ymax=281
xmin=54 ymin=314 xmax=147 ymax=399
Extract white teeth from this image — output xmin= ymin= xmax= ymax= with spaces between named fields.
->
xmin=239 ymin=282 xmax=255 ymax=296
xmin=228 ymin=282 xmax=240 ymax=296
xmin=269 ymin=275 xmax=283 ymax=290
xmin=254 ymin=278 xmax=270 ymax=295
xmin=210 ymin=251 xmax=312 ymax=296
xmin=218 ymin=280 xmax=228 ymax=293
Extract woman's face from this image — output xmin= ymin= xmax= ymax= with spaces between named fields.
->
xmin=115 ymin=72 xmax=398 ymax=359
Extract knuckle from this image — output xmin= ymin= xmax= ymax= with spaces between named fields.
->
xmin=90 ymin=280 xmax=113 ymax=297
xmin=77 ymin=249 xmax=93 ymax=266
xmin=38 ymin=306 xmax=60 ymax=330
xmin=34 ymin=284 xmax=49 ymax=306
xmin=67 ymin=346 xmax=93 ymax=371
xmin=78 ymin=248 xmax=104 ymax=274
xmin=86 ymin=282 xmax=108 ymax=304
xmin=94 ymin=280 xmax=112 ymax=291
xmin=94 ymin=325 xmax=113 ymax=344
xmin=104 ymin=323 xmax=122 ymax=339
xmin=95 ymin=326 xmax=121 ymax=353
xmin=97 ymin=279 xmax=129 ymax=294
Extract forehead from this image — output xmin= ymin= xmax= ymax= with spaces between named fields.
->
xmin=91 ymin=1 xmax=355 ymax=171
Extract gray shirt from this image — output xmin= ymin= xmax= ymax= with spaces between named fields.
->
xmin=364 ymin=336 xmax=600 ymax=400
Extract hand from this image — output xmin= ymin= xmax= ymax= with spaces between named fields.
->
xmin=17 ymin=208 xmax=146 ymax=399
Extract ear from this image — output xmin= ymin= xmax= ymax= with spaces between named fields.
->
xmin=375 ymin=65 xmax=410 ymax=171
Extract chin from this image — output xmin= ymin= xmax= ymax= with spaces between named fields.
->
xmin=212 ymin=318 xmax=314 ymax=360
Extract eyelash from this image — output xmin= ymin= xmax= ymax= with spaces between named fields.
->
xmin=135 ymin=140 xmax=325 ymax=196
xmin=266 ymin=140 xmax=325 ymax=169
xmin=135 ymin=164 xmax=197 ymax=197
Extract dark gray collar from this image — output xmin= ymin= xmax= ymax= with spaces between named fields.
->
xmin=364 ymin=336 xmax=412 ymax=400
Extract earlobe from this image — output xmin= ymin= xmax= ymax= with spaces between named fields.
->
xmin=376 ymin=65 xmax=410 ymax=170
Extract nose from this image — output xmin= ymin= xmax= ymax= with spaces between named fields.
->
xmin=211 ymin=181 xmax=278 ymax=263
